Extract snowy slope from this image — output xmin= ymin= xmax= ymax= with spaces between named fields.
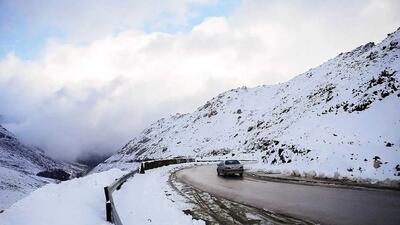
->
xmin=95 ymin=28 xmax=400 ymax=180
xmin=0 ymin=125 xmax=87 ymax=209
xmin=0 ymin=169 xmax=124 ymax=225
xmin=0 ymin=165 xmax=203 ymax=225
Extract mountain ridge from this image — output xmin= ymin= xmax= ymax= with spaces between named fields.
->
xmin=94 ymin=28 xmax=400 ymax=181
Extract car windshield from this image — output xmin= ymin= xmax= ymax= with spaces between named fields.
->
xmin=225 ymin=160 xmax=240 ymax=165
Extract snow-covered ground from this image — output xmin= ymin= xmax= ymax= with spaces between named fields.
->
xmin=0 ymin=125 xmax=87 ymax=210
xmin=0 ymin=169 xmax=124 ymax=225
xmin=0 ymin=167 xmax=52 ymax=210
xmin=113 ymin=164 xmax=203 ymax=225
xmin=0 ymin=164 xmax=203 ymax=225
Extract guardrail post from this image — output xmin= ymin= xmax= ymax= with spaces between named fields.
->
xmin=106 ymin=201 xmax=112 ymax=222
xmin=104 ymin=186 xmax=110 ymax=201
xmin=104 ymin=186 xmax=113 ymax=223
xmin=139 ymin=162 xmax=145 ymax=174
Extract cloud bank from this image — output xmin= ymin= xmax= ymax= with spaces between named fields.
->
xmin=0 ymin=0 xmax=399 ymax=160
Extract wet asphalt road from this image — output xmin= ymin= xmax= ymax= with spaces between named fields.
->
xmin=176 ymin=165 xmax=400 ymax=225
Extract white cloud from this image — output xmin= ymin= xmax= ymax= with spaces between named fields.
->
xmin=0 ymin=0 xmax=399 ymax=160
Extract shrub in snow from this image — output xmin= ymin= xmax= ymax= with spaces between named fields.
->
xmin=282 ymin=170 xmax=292 ymax=176
xmin=291 ymin=170 xmax=301 ymax=177
xmin=303 ymin=170 xmax=317 ymax=178
xmin=333 ymin=171 xmax=341 ymax=179
xmin=373 ymin=156 xmax=382 ymax=169
xmin=317 ymin=172 xmax=326 ymax=179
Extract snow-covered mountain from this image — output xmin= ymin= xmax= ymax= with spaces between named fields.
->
xmin=0 ymin=125 xmax=87 ymax=209
xmin=95 ymin=28 xmax=400 ymax=181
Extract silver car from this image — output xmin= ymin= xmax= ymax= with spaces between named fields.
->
xmin=217 ymin=160 xmax=244 ymax=177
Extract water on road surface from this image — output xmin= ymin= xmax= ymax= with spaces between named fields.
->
xmin=176 ymin=165 xmax=400 ymax=225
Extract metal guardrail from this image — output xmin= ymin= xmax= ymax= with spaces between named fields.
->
xmin=103 ymin=157 xmax=255 ymax=224
xmin=103 ymin=158 xmax=194 ymax=224
xmin=104 ymin=169 xmax=139 ymax=224
xmin=195 ymin=159 xmax=258 ymax=163
xmin=140 ymin=158 xmax=195 ymax=171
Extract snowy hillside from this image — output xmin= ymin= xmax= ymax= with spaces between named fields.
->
xmin=0 ymin=125 xmax=87 ymax=209
xmin=95 ymin=28 xmax=400 ymax=180
xmin=0 ymin=165 xmax=205 ymax=225
xmin=0 ymin=168 xmax=124 ymax=225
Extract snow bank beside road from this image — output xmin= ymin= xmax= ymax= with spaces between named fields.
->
xmin=1 ymin=164 xmax=203 ymax=225
xmin=0 ymin=169 xmax=125 ymax=225
xmin=113 ymin=164 xmax=204 ymax=225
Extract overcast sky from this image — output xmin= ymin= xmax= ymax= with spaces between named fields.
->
xmin=0 ymin=0 xmax=399 ymax=161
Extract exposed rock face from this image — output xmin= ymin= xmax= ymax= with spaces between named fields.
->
xmin=95 ymin=28 xmax=400 ymax=181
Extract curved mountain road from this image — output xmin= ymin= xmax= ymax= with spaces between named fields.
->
xmin=176 ymin=165 xmax=400 ymax=225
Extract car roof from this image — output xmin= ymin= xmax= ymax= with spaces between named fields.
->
xmin=223 ymin=159 xmax=240 ymax=163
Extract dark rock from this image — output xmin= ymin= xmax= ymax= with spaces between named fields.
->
xmin=389 ymin=40 xmax=398 ymax=50
xmin=353 ymin=100 xmax=372 ymax=112
xmin=37 ymin=169 xmax=70 ymax=181
xmin=138 ymin=137 xmax=151 ymax=144
xmin=183 ymin=209 xmax=195 ymax=217
xmin=366 ymin=51 xmax=378 ymax=60
xmin=208 ymin=110 xmax=218 ymax=117
xmin=200 ymin=102 xmax=211 ymax=111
